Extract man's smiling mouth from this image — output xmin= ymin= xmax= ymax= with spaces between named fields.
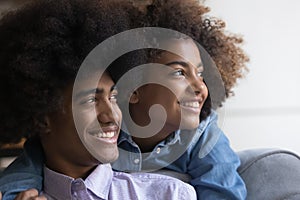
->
xmin=88 ymin=125 xmax=119 ymax=140
xmin=89 ymin=131 xmax=116 ymax=138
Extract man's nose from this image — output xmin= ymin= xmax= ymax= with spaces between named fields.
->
xmin=96 ymin=101 xmax=118 ymax=124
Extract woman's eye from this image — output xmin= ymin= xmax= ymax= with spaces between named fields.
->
xmin=197 ymin=71 xmax=203 ymax=77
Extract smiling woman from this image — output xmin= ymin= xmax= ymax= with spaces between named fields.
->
xmin=105 ymin=0 xmax=249 ymax=199
xmin=128 ymin=39 xmax=209 ymax=152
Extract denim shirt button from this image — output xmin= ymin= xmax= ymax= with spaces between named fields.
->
xmin=133 ymin=158 xmax=140 ymax=164
xmin=156 ymin=147 xmax=161 ymax=154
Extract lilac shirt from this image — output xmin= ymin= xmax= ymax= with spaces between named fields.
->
xmin=42 ymin=164 xmax=196 ymax=200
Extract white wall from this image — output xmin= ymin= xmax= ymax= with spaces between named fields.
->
xmin=206 ymin=0 xmax=300 ymax=154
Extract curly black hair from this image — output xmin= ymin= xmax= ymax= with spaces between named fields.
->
xmin=108 ymin=0 xmax=249 ymax=121
xmin=142 ymin=0 xmax=249 ymax=96
xmin=0 ymin=0 xmax=133 ymax=144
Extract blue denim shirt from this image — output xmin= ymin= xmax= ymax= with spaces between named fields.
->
xmin=0 ymin=137 xmax=44 ymax=200
xmin=113 ymin=110 xmax=246 ymax=199
xmin=0 ymin=111 xmax=246 ymax=200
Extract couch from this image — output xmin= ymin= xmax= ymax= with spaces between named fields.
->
xmin=155 ymin=148 xmax=300 ymax=200
xmin=238 ymin=148 xmax=300 ymax=200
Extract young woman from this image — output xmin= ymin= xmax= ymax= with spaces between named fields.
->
xmin=108 ymin=0 xmax=249 ymax=198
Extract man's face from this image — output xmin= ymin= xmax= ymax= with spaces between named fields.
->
xmin=44 ymin=71 xmax=122 ymax=172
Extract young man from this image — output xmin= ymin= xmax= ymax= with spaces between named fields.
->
xmin=0 ymin=0 xmax=197 ymax=199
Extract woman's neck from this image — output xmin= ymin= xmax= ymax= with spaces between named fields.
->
xmin=131 ymin=126 xmax=175 ymax=153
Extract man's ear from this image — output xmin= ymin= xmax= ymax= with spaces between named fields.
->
xmin=129 ymin=90 xmax=140 ymax=104
xmin=34 ymin=115 xmax=51 ymax=135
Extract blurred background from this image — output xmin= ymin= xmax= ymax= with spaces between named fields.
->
xmin=206 ymin=0 xmax=300 ymax=154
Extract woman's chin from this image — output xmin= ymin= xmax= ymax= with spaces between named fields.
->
xmin=180 ymin=120 xmax=200 ymax=130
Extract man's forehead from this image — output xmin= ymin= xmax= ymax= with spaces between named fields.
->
xmin=73 ymin=71 xmax=114 ymax=94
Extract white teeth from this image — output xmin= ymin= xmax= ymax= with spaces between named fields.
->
xmin=91 ymin=131 xmax=115 ymax=138
xmin=181 ymin=101 xmax=199 ymax=108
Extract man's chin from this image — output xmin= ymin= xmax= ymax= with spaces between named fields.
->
xmin=88 ymin=146 xmax=119 ymax=164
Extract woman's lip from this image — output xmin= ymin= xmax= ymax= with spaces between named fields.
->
xmin=178 ymin=98 xmax=202 ymax=114
xmin=179 ymin=97 xmax=203 ymax=104
xmin=180 ymin=104 xmax=201 ymax=114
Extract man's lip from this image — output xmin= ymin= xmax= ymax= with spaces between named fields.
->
xmin=88 ymin=125 xmax=119 ymax=137
xmin=89 ymin=131 xmax=119 ymax=144
xmin=98 ymin=125 xmax=119 ymax=133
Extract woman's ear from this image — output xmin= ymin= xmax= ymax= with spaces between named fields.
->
xmin=129 ymin=90 xmax=140 ymax=104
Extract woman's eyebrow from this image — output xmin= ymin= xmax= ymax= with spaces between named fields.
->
xmin=111 ymin=85 xmax=117 ymax=92
xmin=165 ymin=61 xmax=203 ymax=68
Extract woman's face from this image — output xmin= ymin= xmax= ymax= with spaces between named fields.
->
xmin=131 ymin=39 xmax=208 ymax=136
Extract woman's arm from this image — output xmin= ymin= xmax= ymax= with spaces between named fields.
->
xmin=187 ymin=123 xmax=246 ymax=199
xmin=0 ymin=137 xmax=44 ymax=200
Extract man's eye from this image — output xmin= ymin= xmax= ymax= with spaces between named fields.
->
xmin=81 ymin=97 xmax=96 ymax=104
xmin=171 ymin=70 xmax=184 ymax=76
xmin=110 ymin=92 xmax=118 ymax=102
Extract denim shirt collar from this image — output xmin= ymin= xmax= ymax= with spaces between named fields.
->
xmin=117 ymin=109 xmax=216 ymax=148
xmin=113 ymin=110 xmax=217 ymax=172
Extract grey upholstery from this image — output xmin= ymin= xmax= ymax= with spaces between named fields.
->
xmin=238 ymin=149 xmax=300 ymax=200
xmin=153 ymin=148 xmax=300 ymax=200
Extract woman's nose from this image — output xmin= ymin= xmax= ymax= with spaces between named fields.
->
xmin=189 ymin=74 xmax=205 ymax=95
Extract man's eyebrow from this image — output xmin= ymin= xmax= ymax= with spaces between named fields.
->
xmin=165 ymin=61 xmax=203 ymax=68
xmin=74 ymin=85 xmax=117 ymax=100
xmin=74 ymin=88 xmax=103 ymax=100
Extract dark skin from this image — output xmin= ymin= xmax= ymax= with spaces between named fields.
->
xmin=128 ymin=39 xmax=208 ymax=152
xmin=4 ymin=72 xmax=122 ymax=200
xmin=40 ymin=72 xmax=121 ymax=179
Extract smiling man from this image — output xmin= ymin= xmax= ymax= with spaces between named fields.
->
xmin=0 ymin=0 xmax=197 ymax=199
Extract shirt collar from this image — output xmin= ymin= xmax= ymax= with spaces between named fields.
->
xmin=43 ymin=166 xmax=74 ymax=200
xmin=43 ymin=163 xmax=113 ymax=200
xmin=117 ymin=129 xmax=132 ymax=145
xmin=118 ymin=110 xmax=214 ymax=147
xmin=85 ymin=163 xmax=113 ymax=199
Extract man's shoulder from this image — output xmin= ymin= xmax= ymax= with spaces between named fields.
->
xmin=112 ymin=171 xmax=197 ymax=199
